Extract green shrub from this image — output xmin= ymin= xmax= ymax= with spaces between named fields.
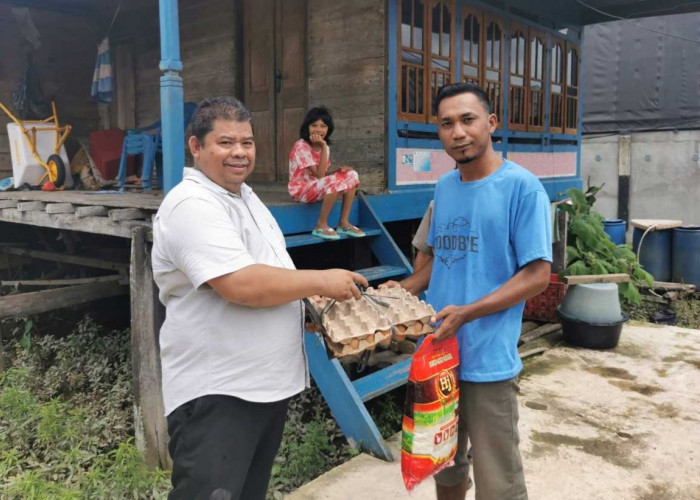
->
xmin=559 ymin=186 xmax=654 ymax=304
xmin=1 ymin=315 xmax=364 ymax=499
xmin=0 ymin=317 xmax=169 ymax=498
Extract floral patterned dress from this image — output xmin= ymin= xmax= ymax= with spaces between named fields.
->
xmin=288 ymin=139 xmax=360 ymax=203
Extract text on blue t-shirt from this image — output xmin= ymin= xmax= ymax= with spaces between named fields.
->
xmin=427 ymin=160 xmax=552 ymax=382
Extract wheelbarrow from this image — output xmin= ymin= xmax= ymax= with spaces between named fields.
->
xmin=0 ymin=101 xmax=72 ymax=189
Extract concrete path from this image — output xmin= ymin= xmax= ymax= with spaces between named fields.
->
xmin=287 ymin=323 xmax=700 ymax=500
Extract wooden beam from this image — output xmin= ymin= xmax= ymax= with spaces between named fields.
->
xmin=551 ymin=210 xmax=568 ymax=274
xmin=519 ymin=323 xmax=562 ymax=346
xmin=130 ymin=227 xmax=171 ymax=469
xmin=1 ymin=275 xmax=125 ymax=287
xmin=563 ymin=274 xmax=630 ymax=285
xmin=519 ymin=347 xmax=549 ymax=359
xmin=0 ymin=208 xmax=134 ymax=238
xmin=0 ymin=247 xmax=129 ymax=272
xmin=639 ymin=281 xmax=696 ymax=292
xmin=629 ymin=219 xmax=683 ymax=231
xmin=110 ymin=208 xmax=148 ymax=222
xmin=0 ymin=281 xmax=128 ymax=319
xmin=0 ymin=200 xmax=18 ymax=209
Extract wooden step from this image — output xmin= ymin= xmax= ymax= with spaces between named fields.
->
xmin=285 ymin=227 xmax=381 ymax=248
xmin=353 ymin=356 xmax=412 ymax=402
xmin=355 ymin=265 xmax=408 ymax=282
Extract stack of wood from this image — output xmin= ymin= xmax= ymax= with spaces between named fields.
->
xmin=518 ymin=321 xmax=563 ymax=360
xmin=638 ymin=281 xmax=696 ymax=309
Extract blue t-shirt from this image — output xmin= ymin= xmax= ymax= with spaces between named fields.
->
xmin=427 ymin=160 xmax=552 ymax=382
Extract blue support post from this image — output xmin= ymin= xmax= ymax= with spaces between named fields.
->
xmin=159 ymin=0 xmax=185 ymax=194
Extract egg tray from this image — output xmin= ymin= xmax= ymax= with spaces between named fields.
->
xmin=309 ymin=286 xmax=436 ymax=357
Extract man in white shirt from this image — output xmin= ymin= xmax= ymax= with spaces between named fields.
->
xmin=152 ymin=97 xmax=367 ymax=500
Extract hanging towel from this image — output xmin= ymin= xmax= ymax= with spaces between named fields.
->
xmin=91 ymin=38 xmax=113 ymax=103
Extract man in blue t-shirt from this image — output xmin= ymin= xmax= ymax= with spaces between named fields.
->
xmin=390 ymin=83 xmax=552 ymax=499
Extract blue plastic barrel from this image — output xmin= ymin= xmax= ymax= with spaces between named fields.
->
xmin=632 ymin=227 xmax=672 ymax=282
xmin=604 ymin=219 xmax=627 ymax=245
xmin=672 ymin=226 xmax=700 ymax=287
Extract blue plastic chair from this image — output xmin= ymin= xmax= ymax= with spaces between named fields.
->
xmin=117 ymin=102 xmax=197 ymax=190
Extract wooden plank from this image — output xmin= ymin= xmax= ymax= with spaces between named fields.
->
xmin=46 ymin=203 xmax=75 ymax=214
xmin=519 ymin=347 xmax=549 ymax=359
xmin=0 ymin=281 xmax=128 ymax=319
xmin=0 ymin=247 xmax=129 ymax=272
xmin=109 ymin=208 xmax=148 ymax=221
xmin=630 ymin=219 xmax=683 ymax=231
xmin=519 ymin=323 xmax=562 ymax=346
xmin=130 ymin=227 xmax=171 ymax=469
xmin=0 ymin=187 xmax=297 ymax=209
xmin=0 ymin=191 xmax=164 ymax=210
xmin=0 ymin=200 xmax=18 ymax=209
xmin=563 ymin=274 xmax=630 ymax=285
xmin=1 ymin=275 xmax=125 ymax=287
xmin=75 ymin=205 xmax=109 ymax=218
xmin=17 ymin=201 xmax=46 ymax=212
xmin=638 ymin=281 xmax=696 ymax=292
xmin=551 ymin=210 xmax=568 ymax=274
xmin=0 ymin=208 xmax=134 ymax=238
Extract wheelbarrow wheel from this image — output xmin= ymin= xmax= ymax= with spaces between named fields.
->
xmin=46 ymin=154 xmax=66 ymax=187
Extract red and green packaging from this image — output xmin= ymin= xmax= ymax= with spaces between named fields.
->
xmin=401 ymin=334 xmax=460 ymax=491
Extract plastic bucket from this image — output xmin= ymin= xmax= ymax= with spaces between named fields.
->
xmin=603 ymin=219 xmax=627 ymax=245
xmin=558 ymin=307 xmax=628 ymax=349
xmin=672 ymin=226 xmax=700 ymax=287
xmin=632 ymin=227 xmax=672 ymax=282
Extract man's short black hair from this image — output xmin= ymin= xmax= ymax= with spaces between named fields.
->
xmin=189 ymin=97 xmax=252 ymax=143
xmin=299 ymin=106 xmax=334 ymax=145
xmin=435 ymin=83 xmax=491 ymax=116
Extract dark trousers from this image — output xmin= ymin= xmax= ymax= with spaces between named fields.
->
xmin=167 ymin=394 xmax=290 ymax=500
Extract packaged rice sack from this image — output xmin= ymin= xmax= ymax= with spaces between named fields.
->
xmin=401 ymin=334 xmax=460 ymax=491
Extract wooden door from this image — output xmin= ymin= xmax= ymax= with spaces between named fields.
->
xmin=244 ymin=0 xmax=307 ymax=182
xmin=112 ymin=41 xmax=136 ymax=130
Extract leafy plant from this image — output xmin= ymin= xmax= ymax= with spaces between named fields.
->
xmin=0 ymin=317 xmax=170 ymax=499
xmin=559 ymin=186 xmax=654 ymax=304
xmin=0 ymin=315 xmax=363 ymax=500
xmin=368 ymin=391 xmax=404 ymax=439
xmin=267 ymin=386 xmax=360 ymax=499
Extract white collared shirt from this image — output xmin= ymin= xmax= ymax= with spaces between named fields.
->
xmin=152 ymin=168 xmax=308 ymax=415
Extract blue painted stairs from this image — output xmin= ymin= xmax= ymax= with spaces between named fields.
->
xmin=275 ymin=193 xmax=414 ymax=461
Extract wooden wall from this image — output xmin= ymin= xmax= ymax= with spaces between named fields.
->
xmin=0 ymin=1 xmax=388 ymax=189
xmin=307 ymin=0 xmax=387 ymax=191
xmin=0 ymin=6 xmax=98 ymax=179
xmin=111 ymin=0 xmax=239 ymax=129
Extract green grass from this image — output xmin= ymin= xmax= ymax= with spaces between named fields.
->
xmin=0 ymin=317 xmax=170 ymax=499
xmin=0 ymin=315 xmax=367 ymax=499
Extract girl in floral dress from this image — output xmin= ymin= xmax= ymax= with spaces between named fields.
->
xmin=288 ymin=107 xmax=364 ymax=239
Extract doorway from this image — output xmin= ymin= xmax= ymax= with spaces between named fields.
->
xmin=243 ymin=0 xmax=307 ymax=183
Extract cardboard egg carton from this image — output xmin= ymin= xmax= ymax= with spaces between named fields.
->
xmin=310 ymin=286 xmax=436 ymax=357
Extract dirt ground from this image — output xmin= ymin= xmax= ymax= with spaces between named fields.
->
xmin=288 ymin=322 xmax=700 ymax=500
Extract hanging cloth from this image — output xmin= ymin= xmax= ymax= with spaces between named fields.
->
xmin=91 ymin=37 xmax=113 ymax=103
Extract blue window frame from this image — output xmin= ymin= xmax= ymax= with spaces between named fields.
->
xmin=388 ymin=0 xmax=584 ymax=198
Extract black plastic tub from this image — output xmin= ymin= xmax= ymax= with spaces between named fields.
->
xmin=556 ymin=307 xmax=629 ymax=349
